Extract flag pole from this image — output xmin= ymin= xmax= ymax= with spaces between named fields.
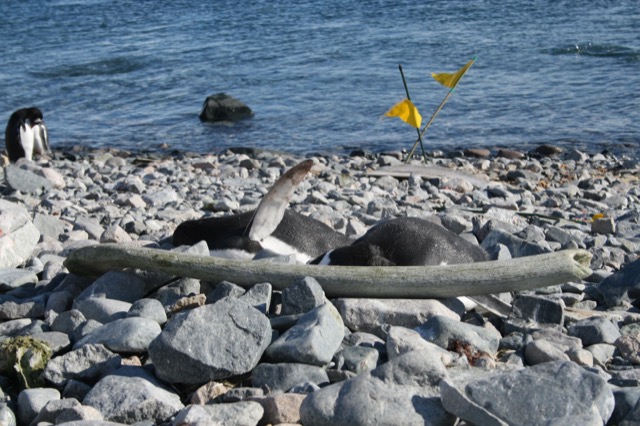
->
xmin=398 ymin=64 xmax=427 ymax=163
xmin=405 ymin=57 xmax=476 ymax=164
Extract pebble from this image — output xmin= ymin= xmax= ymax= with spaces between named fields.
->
xmin=1 ymin=146 xmax=639 ymax=425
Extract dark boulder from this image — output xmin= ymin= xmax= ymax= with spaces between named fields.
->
xmin=199 ymin=93 xmax=253 ymax=122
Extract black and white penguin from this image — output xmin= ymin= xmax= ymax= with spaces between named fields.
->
xmin=311 ymin=216 xmax=488 ymax=266
xmin=173 ymin=159 xmax=352 ymax=262
xmin=4 ymin=107 xmax=50 ymax=162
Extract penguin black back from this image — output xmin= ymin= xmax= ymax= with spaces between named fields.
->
xmin=312 ymin=217 xmax=488 ymax=266
xmin=173 ymin=209 xmax=351 ymax=261
xmin=5 ymin=107 xmax=50 ymax=162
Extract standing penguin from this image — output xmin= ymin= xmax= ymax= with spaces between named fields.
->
xmin=4 ymin=107 xmax=50 ymax=162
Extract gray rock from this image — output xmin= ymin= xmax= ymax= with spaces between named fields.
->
xmin=440 ymin=360 xmax=614 ymax=425
xmin=148 ymin=298 xmax=271 ymax=384
xmin=266 ymin=302 xmax=344 ymax=366
xmin=73 ymin=217 xmax=104 ymax=240
xmin=17 ymin=388 xmax=60 ymax=426
xmin=143 ymin=188 xmax=180 ymax=207
xmin=0 ymin=404 xmax=16 ymax=426
xmin=610 ymin=387 xmax=640 ymax=426
xmin=596 ymin=258 xmax=640 ymax=307
xmin=62 ymin=380 xmax=93 ymax=402
xmin=0 ymin=318 xmax=34 ymax=337
xmin=29 ymin=397 xmax=81 ymax=426
xmin=524 ymin=339 xmax=570 ymax=365
xmin=0 ymin=269 xmax=38 ymax=292
xmin=207 ymin=281 xmax=246 ymax=304
xmin=73 ymin=317 xmax=161 ymax=353
xmin=55 ymin=404 xmax=104 ymax=423
xmin=416 ymin=315 xmax=501 ymax=356
xmin=30 ymin=331 xmax=71 ymax=354
xmin=83 ymin=366 xmax=184 ymax=424
xmin=74 ymin=298 xmax=131 ymax=323
xmin=199 ymin=93 xmax=254 ymax=122
xmin=300 ymin=349 xmax=454 ymax=426
xmin=334 ymin=298 xmax=463 ymax=338
xmin=75 ymin=271 xmax=146 ymax=304
xmin=4 ymin=164 xmax=52 ymax=194
xmin=481 ymin=228 xmax=551 ymax=258
xmin=33 ymin=213 xmax=68 ymax=240
xmin=0 ymin=294 xmax=46 ymax=320
xmin=173 ymin=401 xmax=263 ymax=426
xmin=43 ymin=344 xmax=122 ymax=387
xmin=0 ymin=200 xmax=41 ymax=269
xmin=281 ymin=276 xmax=326 ymax=315
xmin=127 ymin=298 xmax=167 ymax=325
xmin=335 ymin=345 xmax=379 ymax=374
xmin=616 ymin=334 xmax=640 ymax=365
xmin=529 ymin=329 xmax=582 ymax=351
xmin=251 ymin=363 xmax=330 ymax=393
xmin=71 ymin=319 xmax=103 ymax=343
xmin=385 ymin=326 xmax=455 ymax=364
xmin=591 ymin=217 xmax=616 ymax=234
xmin=509 ymin=294 xmax=565 ymax=326
xmin=151 ymin=277 xmax=200 ymax=308
xmin=238 ymin=282 xmax=272 ymax=314
xmin=567 ymin=316 xmax=621 ymax=346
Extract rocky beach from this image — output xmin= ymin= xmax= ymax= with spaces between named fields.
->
xmin=1 ymin=144 xmax=640 ymax=425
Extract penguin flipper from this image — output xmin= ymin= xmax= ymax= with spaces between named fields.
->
xmin=248 ymin=159 xmax=316 ymax=242
xmin=33 ymin=123 xmax=50 ymax=155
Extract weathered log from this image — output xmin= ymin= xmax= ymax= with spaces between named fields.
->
xmin=64 ymin=244 xmax=592 ymax=299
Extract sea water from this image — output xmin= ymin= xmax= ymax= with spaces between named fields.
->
xmin=1 ymin=0 xmax=639 ymax=157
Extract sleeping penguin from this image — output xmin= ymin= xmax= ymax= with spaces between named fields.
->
xmin=4 ymin=107 xmax=51 ymax=162
xmin=311 ymin=216 xmax=488 ymax=266
xmin=173 ymin=159 xmax=352 ymax=262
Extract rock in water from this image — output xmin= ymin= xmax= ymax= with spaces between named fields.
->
xmin=148 ymin=298 xmax=271 ymax=384
xmin=199 ymin=93 xmax=254 ymax=122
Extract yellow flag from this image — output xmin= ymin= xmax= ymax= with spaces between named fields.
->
xmin=432 ymin=58 xmax=475 ymax=89
xmin=384 ymin=98 xmax=422 ymax=128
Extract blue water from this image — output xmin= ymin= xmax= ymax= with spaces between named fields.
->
xmin=1 ymin=0 xmax=639 ymax=157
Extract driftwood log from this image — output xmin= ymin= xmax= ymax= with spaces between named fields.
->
xmin=64 ymin=244 xmax=592 ymax=299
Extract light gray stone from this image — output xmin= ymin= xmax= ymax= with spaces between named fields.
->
xmin=83 ymin=366 xmax=184 ymax=424
xmin=73 ymin=317 xmax=161 ymax=353
xmin=416 ymin=315 xmax=501 ymax=356
xmin=127 ymin=298 xmax=167 ymax=325
xmin=0 ymin=269 xmax=38 ymax=292
xmin=524 ymin=339 xmax=570 ymax=365
xmin=334 ymin=298 xmax=463 ymax=338
xmin=567 ymin=316 xmax=621 ymax=346
xmin=251 ymin=363 xmax=330 ymax=393
xmin=440 ymin=360 xmax=614 ymax=426
xmin=43 ymin=344 xmax=122 ymax=386
xmin=4 ymin=165 xmax=52 ymax=194
xmin=17 ymin=388 xmax=60 ymax=426
xmin=238 ymin=282 xmax=272 ymax=314
xmin=173 ymin=401 xmax=263 ymax=426
xmin=386 ymin=326 xmax=455 ymax=364
xmin=148 ymin=297 xmax=271 ymax=384
xmin=266 ymin=302 xmax=344 ymax=366
xmin=596 ymin=258 xmax=640 ymax=307
xmin=0 ymin=294 xmax=46 ymax=320
xmin=281 ymin=276 xmax=326 ymax=315
xmin=28 ymin=397 xmax=81 ymax=426
xmin=75 ymin=271 xmax=146 ymax=304
xmin=74 ymin=298 xmax=131 ymax=324
xmin=0 ymin=200 xmax=41 ymax=268
xmin=300 ymin=349 xmax=454 ymax=426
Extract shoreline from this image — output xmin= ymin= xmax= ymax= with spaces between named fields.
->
xmin=1 ymin=143 xmax=640 ymax=424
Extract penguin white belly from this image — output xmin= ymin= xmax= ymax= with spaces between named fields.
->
xmin=260 ymin=236 xmax=312 ymax=264
xmin=19 ymin=124 xmax=35 ymax=161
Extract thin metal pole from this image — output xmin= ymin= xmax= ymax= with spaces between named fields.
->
xmin=405 ymin=88 xmax=454 ymax=162
xmin=398 ymin=64 xmax=427 ymax=163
